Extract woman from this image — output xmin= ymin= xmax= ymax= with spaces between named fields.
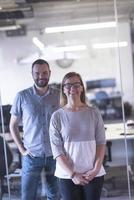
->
xmin=49 ymin=72 xmax=106 ymax=200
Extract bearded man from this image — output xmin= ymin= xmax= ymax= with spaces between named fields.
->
xmin=10 ymin=59 xmax=60 ymax=200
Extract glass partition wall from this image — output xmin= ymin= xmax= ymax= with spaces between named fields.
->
xmin=113 ymin=0 xmax=134 ymax=199
xmin=0 ymin=0 xmax=134 ymax=199
xmin=0 ymin=92 xmax=11 ymax=199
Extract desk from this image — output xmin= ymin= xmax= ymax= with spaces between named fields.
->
xmin=105 ymin=123 xmax=134 ymax=141
xmin=105 ymin=123 xmax=134 ymax=166
xmin=0 ymin=133 xmax=21 ymax=150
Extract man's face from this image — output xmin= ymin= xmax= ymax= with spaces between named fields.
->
xmin=32 ymin=63 xmax=51 ymax=88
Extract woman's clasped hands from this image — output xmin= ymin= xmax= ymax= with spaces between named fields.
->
xmin=72 ymin=169 xmax=98 ymax=185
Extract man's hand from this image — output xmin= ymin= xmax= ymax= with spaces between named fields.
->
xmin=21 ymin=149 xmax=35 ymax=158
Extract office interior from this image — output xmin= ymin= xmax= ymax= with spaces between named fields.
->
xmin=1 ymin=0 xmax=134 ymax=199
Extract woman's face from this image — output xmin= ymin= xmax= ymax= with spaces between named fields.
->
xmin=63 ymin=75 xmax=83 ymax=98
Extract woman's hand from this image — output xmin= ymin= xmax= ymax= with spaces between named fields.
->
xmin=82 ymin=169 xmax=98 ymax=181
xmin=72 ymin=172 xmax=89 ymax=185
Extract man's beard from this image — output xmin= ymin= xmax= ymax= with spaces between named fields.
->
xmin=34 ymin=78 xmax=49 ymax=88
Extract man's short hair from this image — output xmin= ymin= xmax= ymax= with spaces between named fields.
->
xmin=32 ymin=59 xmax=50 ymax=71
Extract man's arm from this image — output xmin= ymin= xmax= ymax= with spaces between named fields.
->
xmin=9 ymin=115 xmax=26 ymax=155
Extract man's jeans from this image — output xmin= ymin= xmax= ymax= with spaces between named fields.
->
xmin=22 ymin=155 xmax=59 ymax=200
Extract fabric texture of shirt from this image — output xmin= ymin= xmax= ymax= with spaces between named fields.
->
xmin=49 ymin=106 xmax=106 ymax=178
xmin=10 ymin=85 xmax=60 ymax=157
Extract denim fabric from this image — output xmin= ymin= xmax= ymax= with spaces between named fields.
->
xmin=22 ymin=155 xmax=59 ymax=200
xmin=58 ymin=176 xmax=104 ymax=200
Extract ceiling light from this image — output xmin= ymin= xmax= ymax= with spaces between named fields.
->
xmin=54 ymin=45 xmax=87 ymax=52
xmin=32 ymin=37 xmax=44 ymax=51
xmin=56 ymin=58 xmax=74 ymax=69
xmin=45 ymin=22 xmax=116 ymax=33
xmin=92 ymin=41 xmax=128 ymax=49
xmin=0 ymin=24 xmax=21 ymax=31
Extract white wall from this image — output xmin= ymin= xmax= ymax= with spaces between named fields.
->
xmin=0 ymin=21 xmax=134 ymax=106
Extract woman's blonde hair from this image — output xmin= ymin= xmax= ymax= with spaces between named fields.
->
xmin=60 ymin=72 xmax=86 ymax=106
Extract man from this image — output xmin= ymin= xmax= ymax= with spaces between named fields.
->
xmin=9 ymin=59 xmax=60 ymax=200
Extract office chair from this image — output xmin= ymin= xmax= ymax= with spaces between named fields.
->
xmin=95 ymin=91 xmax=109 ymax=105
xmin=95 ymin=91 xmax=109 ymax=119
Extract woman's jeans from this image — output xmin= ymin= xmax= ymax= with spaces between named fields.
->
xmin=59 ymin=176 xmax=104 ymax=200
xmin=22 ymin=155 xmax=59 ymax=200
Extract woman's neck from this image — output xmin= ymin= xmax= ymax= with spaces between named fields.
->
xmin=65 ymin=100 xmax=87 ymax=111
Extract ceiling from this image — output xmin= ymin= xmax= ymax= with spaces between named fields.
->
xmin=0 ymin=0 xmax=134 ymax=36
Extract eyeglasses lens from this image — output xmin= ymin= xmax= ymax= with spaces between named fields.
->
xmin=64 ymin=82 xmax=81 ymax=89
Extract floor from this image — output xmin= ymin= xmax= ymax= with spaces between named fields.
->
xmin=1 ymin=188 xmax=132 ymax=200
xmin=102 ymin=197 xmax=129 ymax=200
xmin=1 ymin=185 xmax=133 ymax=200
xmin=1 ymin=195 xmax=131 ymax=200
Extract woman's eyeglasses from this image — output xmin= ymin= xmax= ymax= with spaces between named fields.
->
xmin=63 ymin=82 xmax=82 ymax=89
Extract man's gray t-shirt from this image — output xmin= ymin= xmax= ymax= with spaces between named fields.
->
xmin=10 ymin=85 xmax=60 ymax=157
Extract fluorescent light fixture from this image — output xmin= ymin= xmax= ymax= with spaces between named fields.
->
xmin=92 ymin=41 xmax=128 ymax=49
xmin=0 ymin=24 xmax=21 ymax=31
xmin=32 ymin=37 xmax=44 ymax=51
xmin=45 ymin=22 xmax=116 ymax=33
xmin=54 ymin=45 xmax=87 ymax=52
xmin=32 ymin=37 xmax=86 ymax=52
